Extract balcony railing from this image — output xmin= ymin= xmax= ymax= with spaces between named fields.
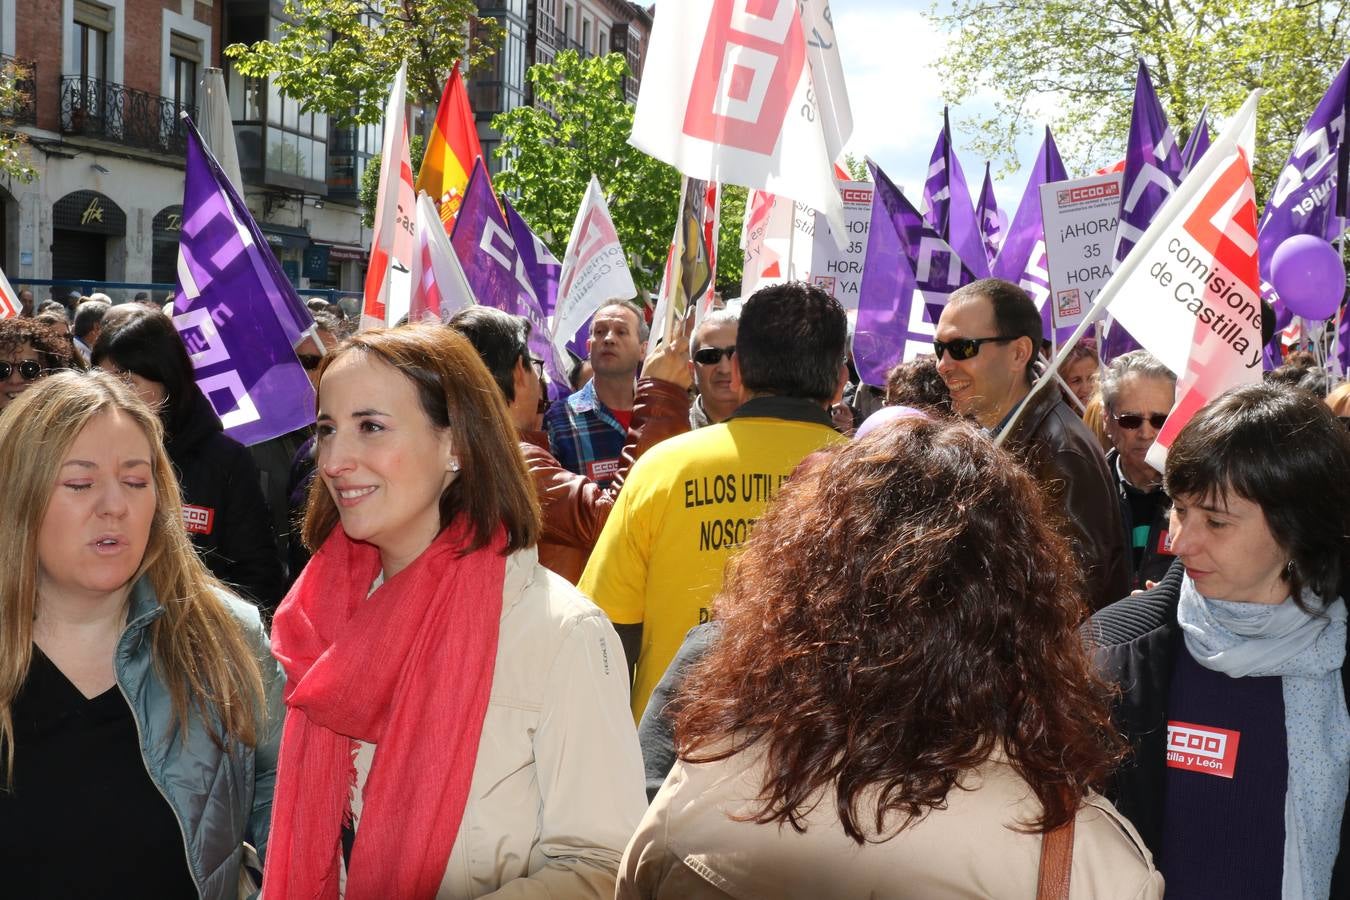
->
xmin=59 ymin=75 xmax=195 ymax=155
xmin=0 ymin=54 xmax=37 ymax=125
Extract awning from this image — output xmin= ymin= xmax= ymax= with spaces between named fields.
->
xmin=258 ymin=223 xmax=310 ymax=250
xmin=312 ymin=241 xmax=368 ymax=262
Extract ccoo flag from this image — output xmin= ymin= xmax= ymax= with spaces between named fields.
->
xmin=921 ymin=109 xmax=989 ymax=278
xmin=553 ymin=176 xmax=638 ymax=367
xmin=976 ymin=161 xmax=1005 ymax=267
xmin=1180 ymin=106 xmax=1211 ymax=177
xmin=630 ymin=0 xmax=853 ymax=243
xmin=410 ymin=191 xmax=476 ymax=324
xmin=992 ymin=126 xmax=1070 ymax=341
xmin=855 ymin=159 xmax=978 ymax=385
xmin=450 ymin=159 xmax=568 ymax=388
xmin=363 ymin=63 xmax=415 ymax=329
xmin=417 ymin=62 xmax=486 ymax=227
xmin=173 ymin=118 xmax=315 ymax=446
xmin=1257 ymin=56 xmax=1349 ymax=365
xmin=1102 ymin=60 xmax=1185 ymax=359
xmin=1029 ymin=93 xmax=1265 ymax=470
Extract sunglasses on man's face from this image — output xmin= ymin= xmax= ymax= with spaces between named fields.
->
xmin=0 ymin=360 xmax=45 ymax=382
xmin=297 ymin=354 xmax=323 ymax=371
xmin=1112 ymin=412 xmax=1169 ymax=430
xmin=692 ymin=346 xmax=735 ymax=366
xmin=932 ymin=336 xmax=1015 ymax=361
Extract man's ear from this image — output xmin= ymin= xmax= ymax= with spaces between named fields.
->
xmin=1013 ymin=336 xmax=1037 ymax=373
xmin=511 ymin=354 xmax=529 ymax=398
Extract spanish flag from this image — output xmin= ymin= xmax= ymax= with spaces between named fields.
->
xmin=416 ymin=62 xmax=485 ymax=228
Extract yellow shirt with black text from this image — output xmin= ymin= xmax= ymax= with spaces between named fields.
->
xmin=578 ymin=415 xmax=843 ymax=719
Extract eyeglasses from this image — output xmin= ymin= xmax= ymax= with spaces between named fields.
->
xmin=0 ymin=359 xmax=45 ymax=382
xmin=932 ymin=336 xmax=1016 ymax=361
xmin=528 ymin=355 xmax=545 ymax=379
xmin=297 ymin=354 xmax=323 ymax=371
xmin=1112 ymin=412 xmax=1169 ymax=430
xmin=692 ymin=346 xmax=736 ymax=366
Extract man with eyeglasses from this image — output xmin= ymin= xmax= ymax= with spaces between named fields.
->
xmin=688 ymin=309 xmax=741 ymax=428
xmin=935 ymin=278 xmax=1128 ymax=612
xmin=580 ymin=282 xmax=849 ymax=720
xmin=1101 ymin=350 xmax=1178 ymax=591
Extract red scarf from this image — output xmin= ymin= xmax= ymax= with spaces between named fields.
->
xmin=262 ymin=521 xmax=506 ymax=900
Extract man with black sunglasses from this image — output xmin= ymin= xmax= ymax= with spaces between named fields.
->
xmin=1101 ymin=350 xmax=1178 ymax=591
xmin=688 ymin=309 xmax=741 ymax=428
xmin=936 ymin=278 xmax=1128 ymax=612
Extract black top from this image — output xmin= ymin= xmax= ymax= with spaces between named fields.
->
xmin=0 ymin=649 xmax=197 ymax=898
xmin=1158 ymin=640 xmax=1287 ymax=898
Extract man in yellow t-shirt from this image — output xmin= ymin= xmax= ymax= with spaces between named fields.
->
xmin=579 ymin=283 xmax=849 ymax=719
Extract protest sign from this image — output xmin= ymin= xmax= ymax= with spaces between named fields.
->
xmin=1039 ymin=172 xmax=1123 ymax=332
xmin=809 ymin=181 xmax=873 ymax=311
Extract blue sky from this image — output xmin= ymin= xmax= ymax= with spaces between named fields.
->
xmin=832 ymin=0 xmax=1046 ymax=212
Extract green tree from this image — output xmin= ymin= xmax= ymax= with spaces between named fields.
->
xmin=714 ymin=185 xmax=746 ymax=299
xmin=492 ymin=51 xmax=680 ymax=294
xmin=358 ymin=134 xmax=425 ymax=229
xmin=842 ymin=153 xmax=869 ymax=183
xmin=929 ymin=0 xmax=1347 ymax=197
xmin=224 ymin=0 xmax=502 ymax=125
xmin=0 ymin=58 xmax=37 ymax=184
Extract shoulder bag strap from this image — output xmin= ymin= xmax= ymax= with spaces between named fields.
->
xmin=1036 ymin=815 xmax=1076 ymax=900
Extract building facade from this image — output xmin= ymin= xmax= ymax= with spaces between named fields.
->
xmin=0 ymin=0 xmax=651 ymax=298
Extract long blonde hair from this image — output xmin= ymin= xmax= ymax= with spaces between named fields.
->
xmin=0 ymin=371 xmax=265 ymax=781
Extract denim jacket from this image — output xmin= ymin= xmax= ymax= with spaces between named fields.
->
xmin=115 ymin=576 xmax=285 ymax=899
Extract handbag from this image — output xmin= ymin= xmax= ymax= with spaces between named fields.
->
xmin=1035 ymin=815 xmax=1076 ymax=900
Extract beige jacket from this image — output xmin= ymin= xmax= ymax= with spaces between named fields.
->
xmin=617 ymin=747 xmax=1164 ymax=900
xmin=351 ymin=548 xmax=647 ymax=899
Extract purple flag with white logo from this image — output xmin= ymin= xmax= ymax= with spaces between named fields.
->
xmin=502 ymin=196 xmax=572 ymax=398
xmin=1180 ymin=107 xmax=1211 ymax=177
xmin=976 ymin=162 xmax=1005 ymax=267
xmin=992 ymin=127 xmax=1071 ymax=342
xmin=1258 ymin=57 xmax=1349 ymax=366
xmin=1102 ymin=60 xmax=1185 ymax=360
xmin=855 ymin=160 xmax=978 ymax=386
xmin=451 ymin=160 xmax=568 ymax=390
xmin=922 ymin=109 xmax=990 ymax=278
xmin=172 ymin=119 xmax=315 ymax=446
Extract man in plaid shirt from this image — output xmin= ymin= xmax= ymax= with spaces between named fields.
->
xmin=547 ymin=301 xmax=648 ymax=488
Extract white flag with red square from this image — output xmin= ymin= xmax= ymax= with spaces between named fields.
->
xmin=1104 ymin=91 xmax=1264 ymax=470
xmin=630 ymin=0 xmax=852 ymax=243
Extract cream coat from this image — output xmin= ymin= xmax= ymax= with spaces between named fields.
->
xmin=350 ymin=548 xmax=647 ymax=898
xmin=618 ymin=745 xmax=1164 ymax=900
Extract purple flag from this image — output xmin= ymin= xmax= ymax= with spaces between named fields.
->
xmin=451 ymin=160 xmax=568 ymax=390
xmin=1258 ymin=57 xmax=1350 ymax=367
xmin=172 ymin=119 xmax=315 ymax=446
xmin=501 ymin=197 xmax=572 ymax=398
xmin=1180 ymin=107 xmax=1211 ymax=176
xmin=1102 ymin=60 xmax=1185 ymax=360
xmin=975 ymin=162 xmax=1004 ymax=266
xmin=855 ymin=160 xmax=978 ymax=386
xmin=922 ymin=108 xmax=990 ymax=278
xmin=992 ymin=127 xmax=1071 ymax=342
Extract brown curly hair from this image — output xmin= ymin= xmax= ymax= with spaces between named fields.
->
xmin=674 ymin=417 xmax=1124 ymax=843
xmin=0 ymin=317 xmax=79 ymax=372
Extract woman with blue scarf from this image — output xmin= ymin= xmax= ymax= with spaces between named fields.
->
xmin=1088 ymin=382 xmax=1350 ymax=899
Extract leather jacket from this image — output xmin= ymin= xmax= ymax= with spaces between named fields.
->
xmin=523 ymin=378 xmax=691 ymax=584
xmin=1002 ymin=382 xmax=1130 ymax=613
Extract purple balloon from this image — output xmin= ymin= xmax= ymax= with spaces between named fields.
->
xmin=1270 ymin=235 xmax=1346 ymax=320
xmin=855 ymin=405 xmax=930 ymax=439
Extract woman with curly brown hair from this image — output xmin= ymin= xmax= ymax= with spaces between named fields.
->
xmin=0 ymin=316 xmax=79 ymax=411
xmin=618 ymin=417 xmax=1162 ymax=899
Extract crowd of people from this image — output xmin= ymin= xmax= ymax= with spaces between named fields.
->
xmin=0 ymin=275 xmax=1346 ymax=899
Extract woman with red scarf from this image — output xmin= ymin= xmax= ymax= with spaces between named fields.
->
xmin=262 ymin=324 xmax=646 ymax=899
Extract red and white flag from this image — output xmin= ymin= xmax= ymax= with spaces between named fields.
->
xmin=410 ymin=192 xmax=476 ymax=323
xmin=362 ymin=62 xmax=415 ymax=330
xmin=552 ymin=176 xmax=636 ymax=362
xmin=0 ymin=265 xmax=20 ymax=319
xmin=630 ymin=0 xmax=853 ymax=243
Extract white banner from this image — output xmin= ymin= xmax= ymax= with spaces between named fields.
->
xmin=411 ymin=192 xmax=476 ymax=322
xmin=1039 ymin=172 xmax=1122 ymax=330
xmin=552 ymin=176 xmax=636 ymax=360
xmin=811 ymin=181 xmax=873 ymax=311
xmin=631 ymin=0 xmax=853 ymax=243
